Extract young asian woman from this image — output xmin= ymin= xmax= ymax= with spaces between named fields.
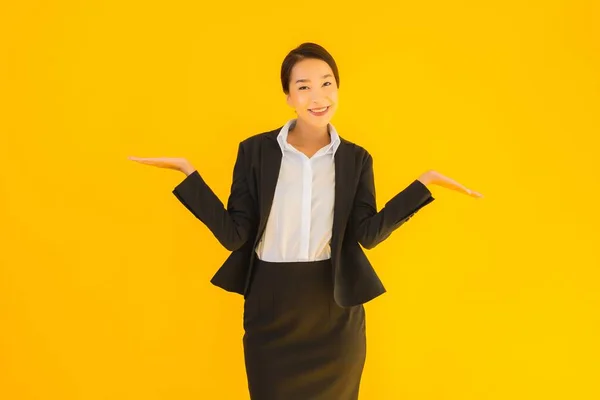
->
xmin=128 ymin=42 xmax=483 ymax=400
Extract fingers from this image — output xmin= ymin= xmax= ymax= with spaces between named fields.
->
xmin=128 ymin=156 xmax=166 ymax=167
xmin=418 ymin=170 xmax=485 ymax=199
xmin=128 ymin=156 xmax=153 ymax=163
xmin=438 ymin=176 xmax=470 ymax=194
xmin=128 ymin=156 xmax=164 ymax=163
xmin=464 ymin=187 xmax=484 ymax=198
xmin=128 ymin=157 xmax=155 ymax=165
xmin=128 ymin=156 xmax=183 ymax=171
xmin=462 ymin=186 xmax=484 ymax=198
xmin=434 ymin=173 xmax=484 ymax=199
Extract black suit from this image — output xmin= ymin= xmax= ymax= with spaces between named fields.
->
xmin=172 ymin=125 xmax=435 ymax=307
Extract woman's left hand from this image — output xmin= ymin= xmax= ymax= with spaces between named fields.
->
xmin=418 ymin=170 xmax=484 ymax=198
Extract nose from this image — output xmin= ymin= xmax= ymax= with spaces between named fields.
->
xmin=310 ymin=87 xmax=327 ymax=103
xmin=310 ymin=95 xmax=326 ymax=105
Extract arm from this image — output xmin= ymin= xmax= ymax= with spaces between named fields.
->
xmin=348 ymin=152 xmax=435 ymax=249
xmin=172 ymin=142 xmax=257 ymax=251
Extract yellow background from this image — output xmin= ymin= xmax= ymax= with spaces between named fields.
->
xmin=1 ymin=0 xmax=599 ymax=399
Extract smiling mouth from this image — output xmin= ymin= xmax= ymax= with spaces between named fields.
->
xmin=308 ymin=106 xmax=331 ymax=115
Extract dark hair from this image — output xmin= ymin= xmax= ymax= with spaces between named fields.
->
xmin=280 ymin=42 xmax=340 ymax=95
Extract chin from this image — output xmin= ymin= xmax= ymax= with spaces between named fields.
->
xmin=302 ymin=115 xmax=333 ymax=127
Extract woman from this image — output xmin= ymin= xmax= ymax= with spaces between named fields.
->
xmin=129 ymin=42 xmax=483 ymax=400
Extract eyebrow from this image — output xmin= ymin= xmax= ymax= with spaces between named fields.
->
xmin=295 ymin=74 xmax=333 ymax=84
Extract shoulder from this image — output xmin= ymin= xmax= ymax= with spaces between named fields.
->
xmin=240 ymin=127 xmax=282 ymax=148
xmin=341 ymin=136 xmax=369 ymax=155
xmin=339 ymin=136 xmax=372 ymax=166
xmin=222 ymin=126 xmax=280 ymax=162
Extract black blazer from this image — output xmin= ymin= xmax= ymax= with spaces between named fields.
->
xmin=172 ymin=125 xmax=435 ymax=307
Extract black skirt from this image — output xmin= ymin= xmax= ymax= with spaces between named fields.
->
xmin=243 ymin=258 xmax=367 ymax=400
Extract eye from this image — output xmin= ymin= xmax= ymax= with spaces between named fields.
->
xmin=299 ymin=81 xmax=332 ymax=90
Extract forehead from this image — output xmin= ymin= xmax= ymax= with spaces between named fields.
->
xmin=290 ymin=58 xmax=333 ymax=79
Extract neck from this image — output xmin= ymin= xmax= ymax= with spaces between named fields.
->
xmin=289 ymin=118 xmax=330 ymax=146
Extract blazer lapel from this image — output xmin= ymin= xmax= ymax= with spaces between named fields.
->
xmin=256 ymin=130 xmax=283 ymax=243
xmin=332 ymin=139 xmax=355 ymax=251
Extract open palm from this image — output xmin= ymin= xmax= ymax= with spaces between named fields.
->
xmin=128 ymin=156 xmax=195 ymax=175
xmin=420 ymin=170 xmax=484 ymax=198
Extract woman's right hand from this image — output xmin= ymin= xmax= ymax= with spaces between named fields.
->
xmin=127 ymin=156 xmax=196 ymax=175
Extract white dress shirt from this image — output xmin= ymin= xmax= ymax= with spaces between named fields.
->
xmin=254 ymin=119 xmax=341 ymax=262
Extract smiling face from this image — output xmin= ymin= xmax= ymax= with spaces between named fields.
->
xmin=286 ymin=57 xmax=339 ymax=129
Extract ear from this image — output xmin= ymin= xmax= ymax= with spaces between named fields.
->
xmin=286 ymin=93 xmax=292 ymax=108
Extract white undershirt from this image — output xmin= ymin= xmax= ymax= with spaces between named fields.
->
xmin=254 ymin=119 xmax=341 ymax=262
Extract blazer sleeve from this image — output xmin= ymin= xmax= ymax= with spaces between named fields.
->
xmin=171 ymin=142 xmax=257 ymax=251
xmin=349 ymin=152 xmax=435 ymax=249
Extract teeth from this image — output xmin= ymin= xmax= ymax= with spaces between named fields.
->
xmin=310 ymin=107 xmax=328 ymax=112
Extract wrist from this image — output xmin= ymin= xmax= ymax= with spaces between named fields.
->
xmin=417 ymin=172 xmax=433 ymax=185
xmin=181 ymin=165 xmax=196 ymax=176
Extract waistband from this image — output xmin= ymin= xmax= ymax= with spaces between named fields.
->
xmin=255 ymin=258 xmax=331 ymax=267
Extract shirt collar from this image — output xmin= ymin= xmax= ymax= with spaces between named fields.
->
xmin=276 ymin=119 xmax=341 ymax=159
